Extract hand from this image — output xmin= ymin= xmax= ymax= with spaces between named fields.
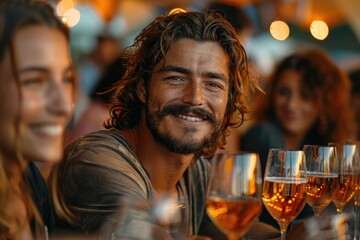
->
xmin=286 ymin=213 xmax=351 ymax=240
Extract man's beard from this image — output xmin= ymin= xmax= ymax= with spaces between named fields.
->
xmin=145 ymin=103 xmax=224 ymax=155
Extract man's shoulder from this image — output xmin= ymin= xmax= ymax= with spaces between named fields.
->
xmin=60 ymin=128 xmax=153 ymax=201
xmin=66 ymin=129 xmax=131 ymax=153
xmin=63 ymin=128 xmax=138 ymax=168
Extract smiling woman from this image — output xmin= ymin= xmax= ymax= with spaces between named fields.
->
xmin=240 ymin=47 xmax=357 ymax=229
xmin=0 ymin=1 xmax=75 ymax=239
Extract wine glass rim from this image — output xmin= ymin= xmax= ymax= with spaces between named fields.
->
xmin=215 ymin=150 xmax=259 ymax=155
xmin=329 ymin=143 xmax=357 ymax=147
xmin=303 ymin=144 xmax=334 ymax=148
xmin=269 ymin=148 xmax=304 ymax=152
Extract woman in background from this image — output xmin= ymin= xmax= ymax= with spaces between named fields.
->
xmin=0 ymin=1 xmax=75 ymax=238
xmin=240 ymin=48 xmax=357 ymax=228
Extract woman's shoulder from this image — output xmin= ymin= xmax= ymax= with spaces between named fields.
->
xmin=242 ymin=122 xmax=281 ymax=138
xmin=240 ymin=121 xmax=285 ymax=151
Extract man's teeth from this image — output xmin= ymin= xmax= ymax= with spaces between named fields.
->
xmin=33 ymin=125 xmax=64 ymax=135
xmin=178 ymin=114 xmax=202 ymax=122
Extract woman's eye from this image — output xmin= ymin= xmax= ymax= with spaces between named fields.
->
xmin=64 ymin=75 xmax=74 ymax=85
xmin=278 ymin=87 xmax=290 ymax=96
xmin=21 ymin=77 xmax=44 ymax=86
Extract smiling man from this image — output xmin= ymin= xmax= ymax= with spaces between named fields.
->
xmin=50 ymin=10 xmax=275 ymax=239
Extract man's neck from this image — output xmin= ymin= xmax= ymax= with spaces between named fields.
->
xmin=122 ymin=125 xmax=195 ymax=194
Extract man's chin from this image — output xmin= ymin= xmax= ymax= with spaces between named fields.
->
xmin=155 ymin=136 xmax=207 ymax=155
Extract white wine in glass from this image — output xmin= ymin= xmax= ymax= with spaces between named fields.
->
xmin=346 ymin=140 xmax=360 ymax=240
xmin=303 ymin=145 xmax=338 ymax=217
xmin=262 ymin=149 xmax=307 ymax=240
xmin=329 ymin=143 xmax=358 ymax=214
xmin=206 ymin=152 xmax=262 ymax=240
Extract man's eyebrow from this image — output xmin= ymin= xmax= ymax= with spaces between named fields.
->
xmin=160 ymin=65 xmax=191 ymax=75
xmin=160 ymin=65 xmax=228 ymax=82
xmin=205 ymin=71 xmax=228 ymax=82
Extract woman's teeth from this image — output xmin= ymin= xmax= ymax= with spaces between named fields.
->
xmin=32 ymin=124 xmax=64 ymax=136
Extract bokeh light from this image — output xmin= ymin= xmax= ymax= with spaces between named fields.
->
xmin=56 ymin=0 xmax=75 ymax=16
xmin=62 ymin=8 xmax=81 ymax=28
xmin=168 ymin=8 xmax=187 ymax=15
xmin=310 ymin=20 xmax=329 ymax=40
xmin=269 ymin=20 xmax=290 ymax=41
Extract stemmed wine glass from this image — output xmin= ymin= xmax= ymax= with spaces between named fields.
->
xmin=329 ymin=143 xmax=358 ymax=214
xmin=206 ymin=152 xmax=262 ymax=240
xmin=347 ymin=141 xmax=360 ymax=240
xmin=303 ymin=145 xmax=338 ymax=217
xmin=103 ymin=194 xmax=185 ymax=240
xmin=262 ymin=149 xmax=307 ymax=240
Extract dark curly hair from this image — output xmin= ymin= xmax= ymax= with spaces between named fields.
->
xmin=254 ymin=48 xmax=356 ymax=144
xmin=105 ymin=10 xmax=262 ymax=157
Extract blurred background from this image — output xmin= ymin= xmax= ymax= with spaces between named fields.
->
xmin=50 ymin=0 xmax=360 ymax=148
xmin=52 ymin=0 xmax=360 ymax=72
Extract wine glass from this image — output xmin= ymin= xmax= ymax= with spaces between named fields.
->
xmin=303 ymin=145 xmax=338 ymax=217
xmin=329 ymin=143 xmax=358 ymax=214
xmin=347 ymin=141 xmax=360 ymax=240
xmin=262 ymin=149 xmax=307 ymax=240
xmin=102 ymin=194 xmax=185 ymax=240
xmin=206 ymin=152 xmax=262 ymax=240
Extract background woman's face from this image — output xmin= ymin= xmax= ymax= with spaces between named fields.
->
xmin=273 ymin=69 xmax=319 ymax=137
xmin=0 ymin=25 xmax=74 ymax=163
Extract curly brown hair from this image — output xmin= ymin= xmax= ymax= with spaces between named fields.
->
xmin=254 ymin=48 xmax=356 ymax=144
xmin=105 ymin=10 xmax=262 ymax=156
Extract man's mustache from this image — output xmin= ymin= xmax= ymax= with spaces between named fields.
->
xmin=157 ymin=104 xmax=217 ymax=124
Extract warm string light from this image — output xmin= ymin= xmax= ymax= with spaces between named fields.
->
xmin=62 ymin=8 xmax=81 ymax=27
xmin=168 ymin=7 xmax=187 ymax=15
xmin=310 ymin=20 xmax=329 ymax=40
xmin=269 ymin=20 xmax=290 ymax=41
xmin=56 ymin=0 xmax=80 ymax=28
xmin=56 ymin=0 xmax=74 ymax=16
xmin=269 ymin=19 xmax=329 ymax=41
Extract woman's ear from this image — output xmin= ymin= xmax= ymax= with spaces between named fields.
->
xmin=136 ymin=79 xmax=146 ymax=103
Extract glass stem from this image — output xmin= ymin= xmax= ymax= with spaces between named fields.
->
xmin=313 ymin=208 xmax=323 ymax=218
xmin=354 ymin=201 xmax=360 ymax=240
xmin=280 ymin=230 xmax=286 ymax=240
xmin=279 ymin=222 xmax=289 ymax=240
xmin=336 ymin=207 xmax=343 ymax=214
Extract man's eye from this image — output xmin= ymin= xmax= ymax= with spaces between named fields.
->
xmin=166 ymin=76 xmax=184 ymax=82
xmin=207 ymin=82 xmax=223 ymax=89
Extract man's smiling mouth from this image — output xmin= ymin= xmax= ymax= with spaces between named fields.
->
xmin=178 ymin=114 xmax=204 ymax=122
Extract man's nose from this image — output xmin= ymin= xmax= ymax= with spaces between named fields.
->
xmin=181 ymin=81 xmax=204 ymax=106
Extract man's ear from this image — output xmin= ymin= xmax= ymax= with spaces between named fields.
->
xmin=136 ymin=79 xmax=146 ymax=103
